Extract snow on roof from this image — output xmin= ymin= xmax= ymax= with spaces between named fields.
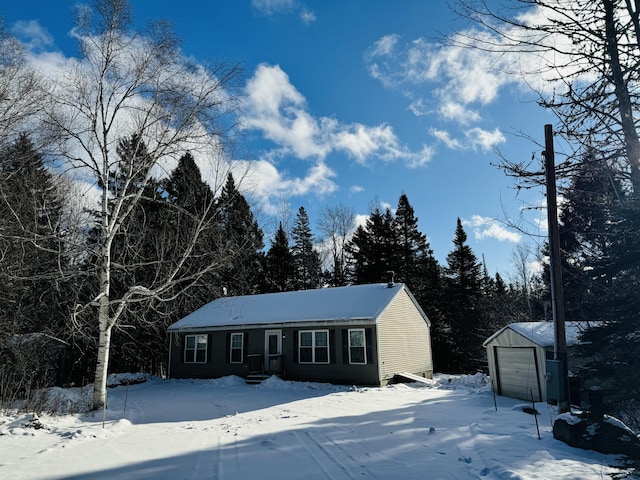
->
xmin=168 ymin=283 xmax=410 ymax=331
xmin=483 ymin=321 xmax=596 ymax=348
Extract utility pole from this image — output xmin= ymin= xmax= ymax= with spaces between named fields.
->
xmin=543 ymin=124 xmax=570 ymax=414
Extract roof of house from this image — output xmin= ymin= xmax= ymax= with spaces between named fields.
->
xmin=483 ymin=321 xmax=597 ymax=348
xmin=168 ymin=282 xmax=427 ymax=332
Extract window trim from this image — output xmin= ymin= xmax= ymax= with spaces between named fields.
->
xmin=230 ymin=332 xmax=244 ymax=364
xmin=298 ymin=329 xmax=330 ymax=364
xmin=348 ymin=328 xmax=367 ymax=365
xmin=184 ymin=334 xmax=208 ymax=364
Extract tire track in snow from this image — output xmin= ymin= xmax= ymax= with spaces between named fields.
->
xmin=294 ymin=430 xmax=374 ymax=479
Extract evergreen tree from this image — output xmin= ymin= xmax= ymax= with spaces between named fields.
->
xmin=554 ymin=151 xmax=622 ymax=321
xmin=0 ymin=133 xmax=68 ymax=334
xmin=291 ymin=206 xmax=322 ymax=290
xmin=165 ymin=152 xmax=214 ymax=215
xmin=392 ymin=194 xmax=440 ymax=292
xmin=575 ymin=196 xmax=640 ymax=429
xmin=441 ymin=218 xmax=484 ymax=372
xmin=346 ymin=207 xmax=398 ymax=284
xmin=263 ymin=222 xmax=295 ymax=292
xmin=216 ymin=173 xmax=264 ymax=296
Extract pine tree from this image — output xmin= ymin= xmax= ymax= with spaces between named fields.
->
xmin=393 ymin=194 xmax=440 ymax=291
xmin=0 ymin=133 xmax=67 ymax=334
xmin=554 ymin=150 xmax=622 ymax=321
xmin=347 ymin=207 xmax=398 ymax=284
xmin=263 ymin=222 xmax=295 ymax=292
xmin=216 ymin=173 xmax=264 ymax=296
xmin=291 ymin=206 xmax=321 ymax=290
xmin=441 ymin=218 xmax=484 ymax=372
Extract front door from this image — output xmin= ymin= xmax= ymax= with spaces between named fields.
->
xmin=264 ymin=330 xmax=282 ymax=373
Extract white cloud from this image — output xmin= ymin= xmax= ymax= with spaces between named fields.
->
xmin=10 ymin=20 xmax=54 ymax=52
xmin=233 ymin=159 xmax=337 ymax=215
xmin=465 ymin=127 xmax=506 ymax=151
xmin=251 ymin=0 xmax=296 ymax=15
xmin=251 ymin=0 xmax=316 ymax=24
xmin=350 ymin=185 xmax=364 ymax=194
xmin=463 ymin=215 xmax=522 ymax=243
xmin=431 ymin=128 xmax=462 ymax=150
xmin=431 ymin=127 xmax=504 ymax=152
xmin=438 ymin=101 xmax=481 ymax=124
xmin=363 ymin=4 xmax=599 ymax=139
xmin=242 ymin=63 xmax=430 ymax=168
xmin=300 ymin=9 xmax=317 ymax=24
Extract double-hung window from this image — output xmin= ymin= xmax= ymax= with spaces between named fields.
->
xmin=348 ymin=329 xmax=366 ymax=364
xmin=299 ymin=330 xmax=329 ymax=364
xmin=230 ymin=333 xmax=244 ymax=363
xmin=184 ymin=334 xmax=207 ymax=363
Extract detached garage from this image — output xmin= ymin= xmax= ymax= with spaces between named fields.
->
xmin=483 ymin=322 xmax=592 ymax=402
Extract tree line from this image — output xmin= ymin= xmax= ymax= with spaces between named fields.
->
xmin=2 ymin=0 xmax=640 ymax=432
xmin=455 ymin=0 xmax=640 ymax=430
xmin=0 ymin=125 xmax=546 ymax=409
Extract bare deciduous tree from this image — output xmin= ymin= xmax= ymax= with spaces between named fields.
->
xmin=0 ymin=24 xmax=45 ymax=148
xmin=456 ymin=0 xmax=640 ymax=193
xmin=317 ymin=204 xmax=355 ymax=286
xmin=42 ymin=0 xmax=243 ymax=408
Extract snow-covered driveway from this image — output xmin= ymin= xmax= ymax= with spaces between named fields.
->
xmin=0 ymin=375 xmax=627 ymax=479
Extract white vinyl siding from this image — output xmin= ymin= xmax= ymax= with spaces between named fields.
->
xmin=377 ymin=290 xmax=432 ymax=382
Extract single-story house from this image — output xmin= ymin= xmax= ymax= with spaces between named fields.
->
xmin=167 ymin=282 xmax=433 ymax=386
xmin=483 ymin=321 xmax=593 ymax=403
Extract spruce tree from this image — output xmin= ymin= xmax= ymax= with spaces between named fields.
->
xmin=0 ymin=134 xmax=67 ymax=334
xmin=263 ymin=222 xmax=295 ymax=292
xmin=442 ymin=218 xmax=484 ymax=372
xmin=291 ymin=206 xmax=322 ymax=290
xmin=346 ymin=207 xmax=398 ymax=284
xmin=393 ymin=193 xmax=440 ymax=292
xmin=216 ymin=173 xmax=264 ymax=296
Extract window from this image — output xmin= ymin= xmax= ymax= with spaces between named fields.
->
xmin=185 ymin=334 xmax=207 ymax=363
xmin=299 ymin=330 xmax=329 ymax=364
xmin=230 ymin=333 xmax=244 ymax=363
xmin=349 ymin=329 xmax=366 ymax=364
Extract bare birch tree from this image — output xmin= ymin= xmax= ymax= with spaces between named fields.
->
xmin=42 ymin=0 xmax=242 ymax=408
xmin=0 ymin=23 xmax=45 ymax=148
xmin=317 ymin=204 xmax=355 ymax=286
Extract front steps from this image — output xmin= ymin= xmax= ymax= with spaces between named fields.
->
xmin=245 ymin=373 xmax=271 ymax=384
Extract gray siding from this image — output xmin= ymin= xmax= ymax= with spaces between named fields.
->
xmin=169 ymin=326 xmax=382 ymax=385
xmin=377 ymin=289 xmax=433 ymax=383
xmin=168 ymin=285 xmax=433 ymax=386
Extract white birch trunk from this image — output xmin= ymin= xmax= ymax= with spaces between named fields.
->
xmin=92 ymin=311 xmax=112 ymax=409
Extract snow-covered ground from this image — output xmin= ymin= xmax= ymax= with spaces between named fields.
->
xmin=0 ymin=374 xmax=633 ymax=479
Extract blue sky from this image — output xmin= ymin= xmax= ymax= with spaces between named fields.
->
xmin=2 ymin=0 xmax=560 ymax=278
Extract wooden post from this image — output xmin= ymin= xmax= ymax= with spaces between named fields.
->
xmin=544 ymin=124 xmax=570 ymax=414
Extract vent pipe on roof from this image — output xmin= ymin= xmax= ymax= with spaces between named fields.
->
xmin=386 ymin=271 xmax=395 ymax=288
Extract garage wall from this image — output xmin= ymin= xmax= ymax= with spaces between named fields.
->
xmin=485 ymin=328 xmax=548 ymax=402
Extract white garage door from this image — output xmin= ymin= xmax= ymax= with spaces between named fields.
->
xmin=495 ymin=347 xmax=541 ymax=402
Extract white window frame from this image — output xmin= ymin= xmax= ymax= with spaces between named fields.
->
xmin=348 ymin=328 xmax=366 ymax=365
xmin=184 ymin=334 xmax=208 ymax=363
xmin=299 ymin=330 xmax=330 ymax=364
xmin=230 ymin=332 xmax=244 ymax=364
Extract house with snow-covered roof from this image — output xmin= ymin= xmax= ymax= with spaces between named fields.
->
xmin=167 ymin=282 xmax=433 ymax=386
